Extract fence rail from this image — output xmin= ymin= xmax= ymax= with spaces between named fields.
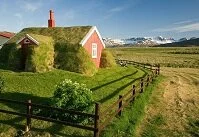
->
xmin=0 ymin=59 xmax=160 ymax=137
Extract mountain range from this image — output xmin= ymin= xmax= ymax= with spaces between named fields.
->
xmin=103 ymin=36 xmax=198 ymax=47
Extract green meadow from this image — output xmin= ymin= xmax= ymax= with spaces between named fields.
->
xmin=0 ymin=65 xmax=147 ymax=136
xmin=109 ymin=47 xmax=199 ymax=68
xmin=1 ymin=47 xmax=197 ymax=136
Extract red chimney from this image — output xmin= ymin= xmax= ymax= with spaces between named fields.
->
xmin=48 ymin=10 xmax=55 ymax=28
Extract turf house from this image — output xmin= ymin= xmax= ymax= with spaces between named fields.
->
xmin=0 ymin=10 xmax=107 ymax=75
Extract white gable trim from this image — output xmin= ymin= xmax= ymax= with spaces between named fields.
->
xmin=16 ymin=34 xmax=39 ymax=45
xmin=79 ymin=26 xmax=105 ymax=48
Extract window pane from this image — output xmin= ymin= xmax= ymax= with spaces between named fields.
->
xmin=92 ymin=43 xmax=97 ymax=58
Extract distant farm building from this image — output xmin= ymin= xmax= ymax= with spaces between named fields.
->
xmin=0 ymin=31 xmax=15 ymax=48
xmin=1 ymin=10 xmax=105 ymax=75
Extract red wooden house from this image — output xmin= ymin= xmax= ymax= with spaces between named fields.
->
xmin=79 ymin=26 xmax=105 ymax=67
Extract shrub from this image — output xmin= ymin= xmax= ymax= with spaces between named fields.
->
xmin=51 ymin=79 xmax=93 ymax=123
xmin=100 ymin=49 xmax=116 ymax=68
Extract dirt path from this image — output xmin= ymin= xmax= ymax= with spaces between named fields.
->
xmin=137 ymin=67 xmax=199 ymax=137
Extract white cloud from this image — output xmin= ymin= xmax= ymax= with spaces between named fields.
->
xmin=173 ymin=20 xmax=193 ymax=25
xmin=153 ymin=22 xmax=199 ymax=32
xmin=14 ymin=13 xmax=22 ymax=19
xmin=14 ymin=13 xmax=24 ymax=27
xmin=109 ymin=7 xmax=124 ymax=13
xmin=102 ymin=6 xmax=125 ymax=20
xmin=21 ymin=1 xmax=42 ymax=12
xmin=64 ymin=10 xmax=75 ymax=20
xmin=177 ymin=22 xmax=199 ymax=32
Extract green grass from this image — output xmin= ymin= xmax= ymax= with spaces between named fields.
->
xmin=0 ymin=65 xmax=146 ymax=136
xmin=100 ymin=76 xmax=163 ymax=137
xmin=109 ymin=47 xmax=199 ymax=68
xmin=187 ymin=118 xmax=199 ymax=137
xmin=141 ymin=113 xmax=167 ymax=137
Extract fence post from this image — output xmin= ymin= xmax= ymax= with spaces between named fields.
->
xmin=132 ymin=85 xmax=136 ymax=102
xmin=158 ymin=64 xmax=160 ymax=75
xmin=94 ymin=103 xmax=100 ymax=137
xmin=140 ymin=79 xmax=144 ymax=93
xmin=25 ymin=99 xmax=32 ymax=132
xmin=150 ymin=65 xmax=152 ymax=70
xmin=118 ymin=95 xmax=123 ymax=116
xmin=155 ymin=69 xmax=158 ymax=76
xmin=149 ymin=74 xmax=151 ymax=83
xmin=146 ymin=75 xmax=149 ymax=86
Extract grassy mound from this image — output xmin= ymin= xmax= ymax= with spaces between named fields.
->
xmin=100 ymin=49 xmax=116 ymax=68
xmin=0 ymin=26 xmax=97 ymax=75
xmin=0 ymin=43 xmax=21 ymax=70
xmin=54 ymin=42 xmax=97 ymax=76
xmin=0 ymin=34 xmax=54 ymax=72
xmin=25 ymin=34 xmax=54 ymax=72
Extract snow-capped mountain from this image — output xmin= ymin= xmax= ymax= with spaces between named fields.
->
xmin=103 ymin=36 xmax=199 ymax=47
xmin=178 ymin=37 xmax=188 ymax=42
xmin=103 ymin=38 xmax=125 ymax=46
xmin=151 ymin=36 xmax=175 ymax=44
xmin=103 ymin=36 xmax=176 ymax=46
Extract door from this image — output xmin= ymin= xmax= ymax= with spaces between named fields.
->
xmin=21 ymin=44 xmax=28 ymax=70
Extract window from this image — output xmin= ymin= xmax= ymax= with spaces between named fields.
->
xmin=92 ymin=43 xmax=97 ymax=58
xmin=24 ymin=39 xmax=30 ymax=44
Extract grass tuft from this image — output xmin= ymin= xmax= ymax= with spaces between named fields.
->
xmin=100 ymin=49 xmax=116 ymax=68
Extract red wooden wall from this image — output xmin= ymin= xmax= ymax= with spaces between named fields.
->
xmin=83 ymin=31 xmax=104 ymax=68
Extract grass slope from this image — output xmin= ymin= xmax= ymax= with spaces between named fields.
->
xmin=0 ymin=65 xmax=146 ymax=136
xmin=100 ymin=76 xmax=163 ymax=137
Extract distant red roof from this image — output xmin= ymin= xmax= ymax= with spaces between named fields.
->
xmin=0 ymin=31 xmax=15 ymax=38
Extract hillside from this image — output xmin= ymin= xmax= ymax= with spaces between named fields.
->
xmin=155 ymin=38 xmax=199 ymax=47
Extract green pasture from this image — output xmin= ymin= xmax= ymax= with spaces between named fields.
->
xmin=109 ymin=47 xmax=199 ymax=68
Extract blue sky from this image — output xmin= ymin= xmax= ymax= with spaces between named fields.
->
xmin=1 ymin=0 xmax=199 ymax=39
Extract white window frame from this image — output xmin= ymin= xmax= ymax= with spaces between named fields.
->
xmin=92 ymin=43 xmax=97 ymax=58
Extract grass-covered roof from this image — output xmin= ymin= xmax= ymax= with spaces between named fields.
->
xmin=27 ymin=33 xmax=53 ymax=44
xmin=1 ymin=26 xmax=97 ymax=75
xmin=7 ymin=26 xmax=92 ymax=45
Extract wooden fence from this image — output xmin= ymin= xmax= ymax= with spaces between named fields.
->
xmin=0 ymin=59 xmax=160 ymax=137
